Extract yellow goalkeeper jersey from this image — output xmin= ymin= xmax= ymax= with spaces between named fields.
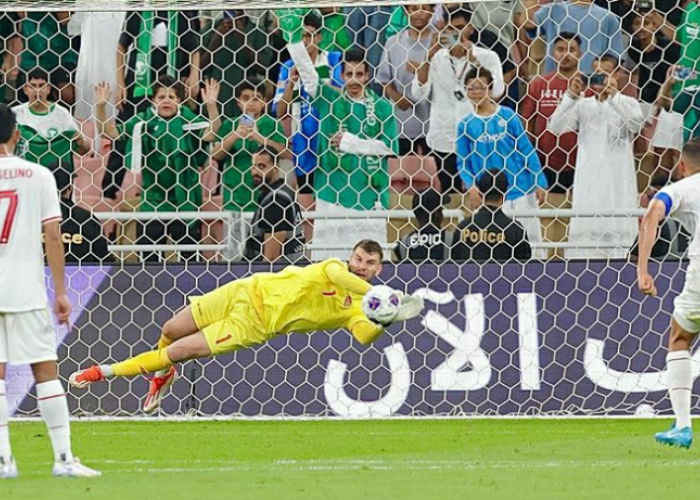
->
xmin=249 ymin=258 xmax=381 ymax=342
xmin=190 ymin=258 xmax=384 ymax=356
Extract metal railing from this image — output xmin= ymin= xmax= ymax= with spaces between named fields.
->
xmin=94 ymin=208 xmax=646 ymax=255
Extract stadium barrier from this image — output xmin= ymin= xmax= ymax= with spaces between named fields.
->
xmin=94 ymin=208 xmax=649 ymax=255
xmin=5 ymin=261 xmax=688 ymax=418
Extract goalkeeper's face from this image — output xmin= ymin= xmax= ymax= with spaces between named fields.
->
xmin=349 ymin=248 xmax=383 ymax=282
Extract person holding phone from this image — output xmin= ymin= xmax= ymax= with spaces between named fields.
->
xmin=212 ymin=82 xmax=291 ymax=260
xmin=412 ymin=7 xmax=505 ymax=195
xmin=548 ymin=54 xmax=644 ymax=259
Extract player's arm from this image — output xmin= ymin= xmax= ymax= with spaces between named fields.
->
xmin=43 ymin=220 xmax=71 ymax=324
xmin=349 ymin=317 xmax=384 ymax=345
xmin=637 ymin=198 xmax=667 ymax=297
xmin=324 ymin=260 xmax=372 ymax=295
xmin=42 ymin=171 xmax=71 ymax=324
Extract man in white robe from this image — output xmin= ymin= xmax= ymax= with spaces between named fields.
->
xmin=548 ymin=55 xmax=643 ymax=259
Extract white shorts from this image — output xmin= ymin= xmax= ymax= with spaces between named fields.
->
xmin=673 ymin=287 xmax=700 ymax=334
xmin=0 ymin=308 xmax=57 ymax=364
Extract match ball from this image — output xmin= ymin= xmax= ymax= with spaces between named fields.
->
xmin=362 ymin=285 xmax=401 ymax=324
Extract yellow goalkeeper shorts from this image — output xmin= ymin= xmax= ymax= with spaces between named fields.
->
xmin=189 ymin=279 xmax=269 ymax=356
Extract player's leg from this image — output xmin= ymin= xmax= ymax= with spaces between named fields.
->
xmin=0 ymin=361 xmax=18 ymax=479
xmin=70 ymin=305 xmax=204 ymax=386
xmin=0 ymin=313 xmax=17 ymax=478
xmin=656 ymin=317 xmax=697 ymax=448
xmin=31 ymin=361 xmax=100 ymax=477
xmin=157 ymin=305 xmax=201 ymax=358
xmin=70 ymin=324 xmax=212 ymax=383
xmin=7 ymin=309 xmax=99 ymax=476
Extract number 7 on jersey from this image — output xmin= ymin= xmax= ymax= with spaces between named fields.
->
xmin=0 ymin=190 xmax=19 ymax=244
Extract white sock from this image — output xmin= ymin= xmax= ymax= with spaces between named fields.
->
xmin=667 ymin=350 xmax=693 ymax=429
xmin=0 ymin=380 xmax=12 ymax=464
xmin=36 ymin=380 xmax=74 ymax=463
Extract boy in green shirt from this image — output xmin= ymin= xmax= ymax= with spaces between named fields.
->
xmin=95 ymin=76 xmax=221 ymax=261
xmin=13 ymin=69 xmax=91 ymax=175
xmin=211 ymin=82 xmax=289 ymax=260
xmin=212 ymin=82 xmax=289 ymax=213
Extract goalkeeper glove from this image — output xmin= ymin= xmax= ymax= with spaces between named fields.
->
xmin=393 ymin=293 xmax=425 ymax=322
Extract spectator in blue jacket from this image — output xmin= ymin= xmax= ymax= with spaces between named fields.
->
xmin=272 ymin=12 xmax=343 ymax=194
xmin=457 ymin=67 xmax=547 ymax=258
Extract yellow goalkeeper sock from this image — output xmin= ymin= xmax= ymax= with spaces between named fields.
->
xmin=158 ymin=335 xmax=173 ymax=350
xmin=111 ymin=348 xmax=173 ymax=377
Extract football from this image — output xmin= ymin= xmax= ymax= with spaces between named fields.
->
xmin=362 ymin=285 xmax=401 ymax=324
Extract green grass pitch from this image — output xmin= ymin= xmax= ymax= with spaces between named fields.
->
xmin=0 ymin=419 xmax=697 ymax=499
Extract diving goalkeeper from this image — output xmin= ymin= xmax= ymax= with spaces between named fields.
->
xmin=69 ymin=240 xmax=424 ymax=413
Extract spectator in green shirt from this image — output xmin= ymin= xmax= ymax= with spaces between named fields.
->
xmin=94 ymin=76 xmax=222 ymax=262
xmin=13 ymin=69 xmax=90 ymax=176
xmin=212 ymin=82 xmax=290 ymax=213
xmin=286 ymin=38 xmax=398 ymax=260
xmin=16 ymin=12 xmax=79 ymax=106
xmin=319 ymin=8 xmax=353 ymax=53
xmin=202 ymin=10 xmax=287 ymax=119
xmin=211 ymin=82 xmax=290 ymax=260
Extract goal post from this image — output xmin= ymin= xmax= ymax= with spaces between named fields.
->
xmin=2 ymin=0 xmax=695 ymax=419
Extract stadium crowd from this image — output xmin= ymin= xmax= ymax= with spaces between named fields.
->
xmin=0 ymin=1 xmax=697 ymax=263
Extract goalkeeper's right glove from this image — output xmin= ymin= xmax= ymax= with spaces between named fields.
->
xmin=393 ymin=293 xmax=425 ymax=323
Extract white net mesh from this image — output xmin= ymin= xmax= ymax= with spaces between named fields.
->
xmin=1 ymin=2 xmax=696 ymax=418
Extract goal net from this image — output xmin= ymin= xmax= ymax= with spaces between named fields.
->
xmin=3 ymin=0 xmax=696 ymax=418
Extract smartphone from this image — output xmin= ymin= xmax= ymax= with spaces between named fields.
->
xmin=240 ymin=114 xmax=255 ymax=127
xmin=589 ymin=73 xmax=607 ymax=86
xmin=674 ymin=66 xmax=697 ymax=81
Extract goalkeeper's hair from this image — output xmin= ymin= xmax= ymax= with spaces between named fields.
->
xmin=682 ymin=137 xmax=700 ymax=171
xmin=0 ymin=104 xmax=16 ymax=144
xmin=353 ymin=239 xmax=384 ymax=261
xmin=595 ymin=53 xmax=621 ymax=70
xmin=152 ymin=74 xmax=186 ymax=101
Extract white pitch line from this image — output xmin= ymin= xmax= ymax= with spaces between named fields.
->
xmin=76 ymin=458 xmax=700 ymax=470
xmin=14 ymin=459 xmax=700 ymax=477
